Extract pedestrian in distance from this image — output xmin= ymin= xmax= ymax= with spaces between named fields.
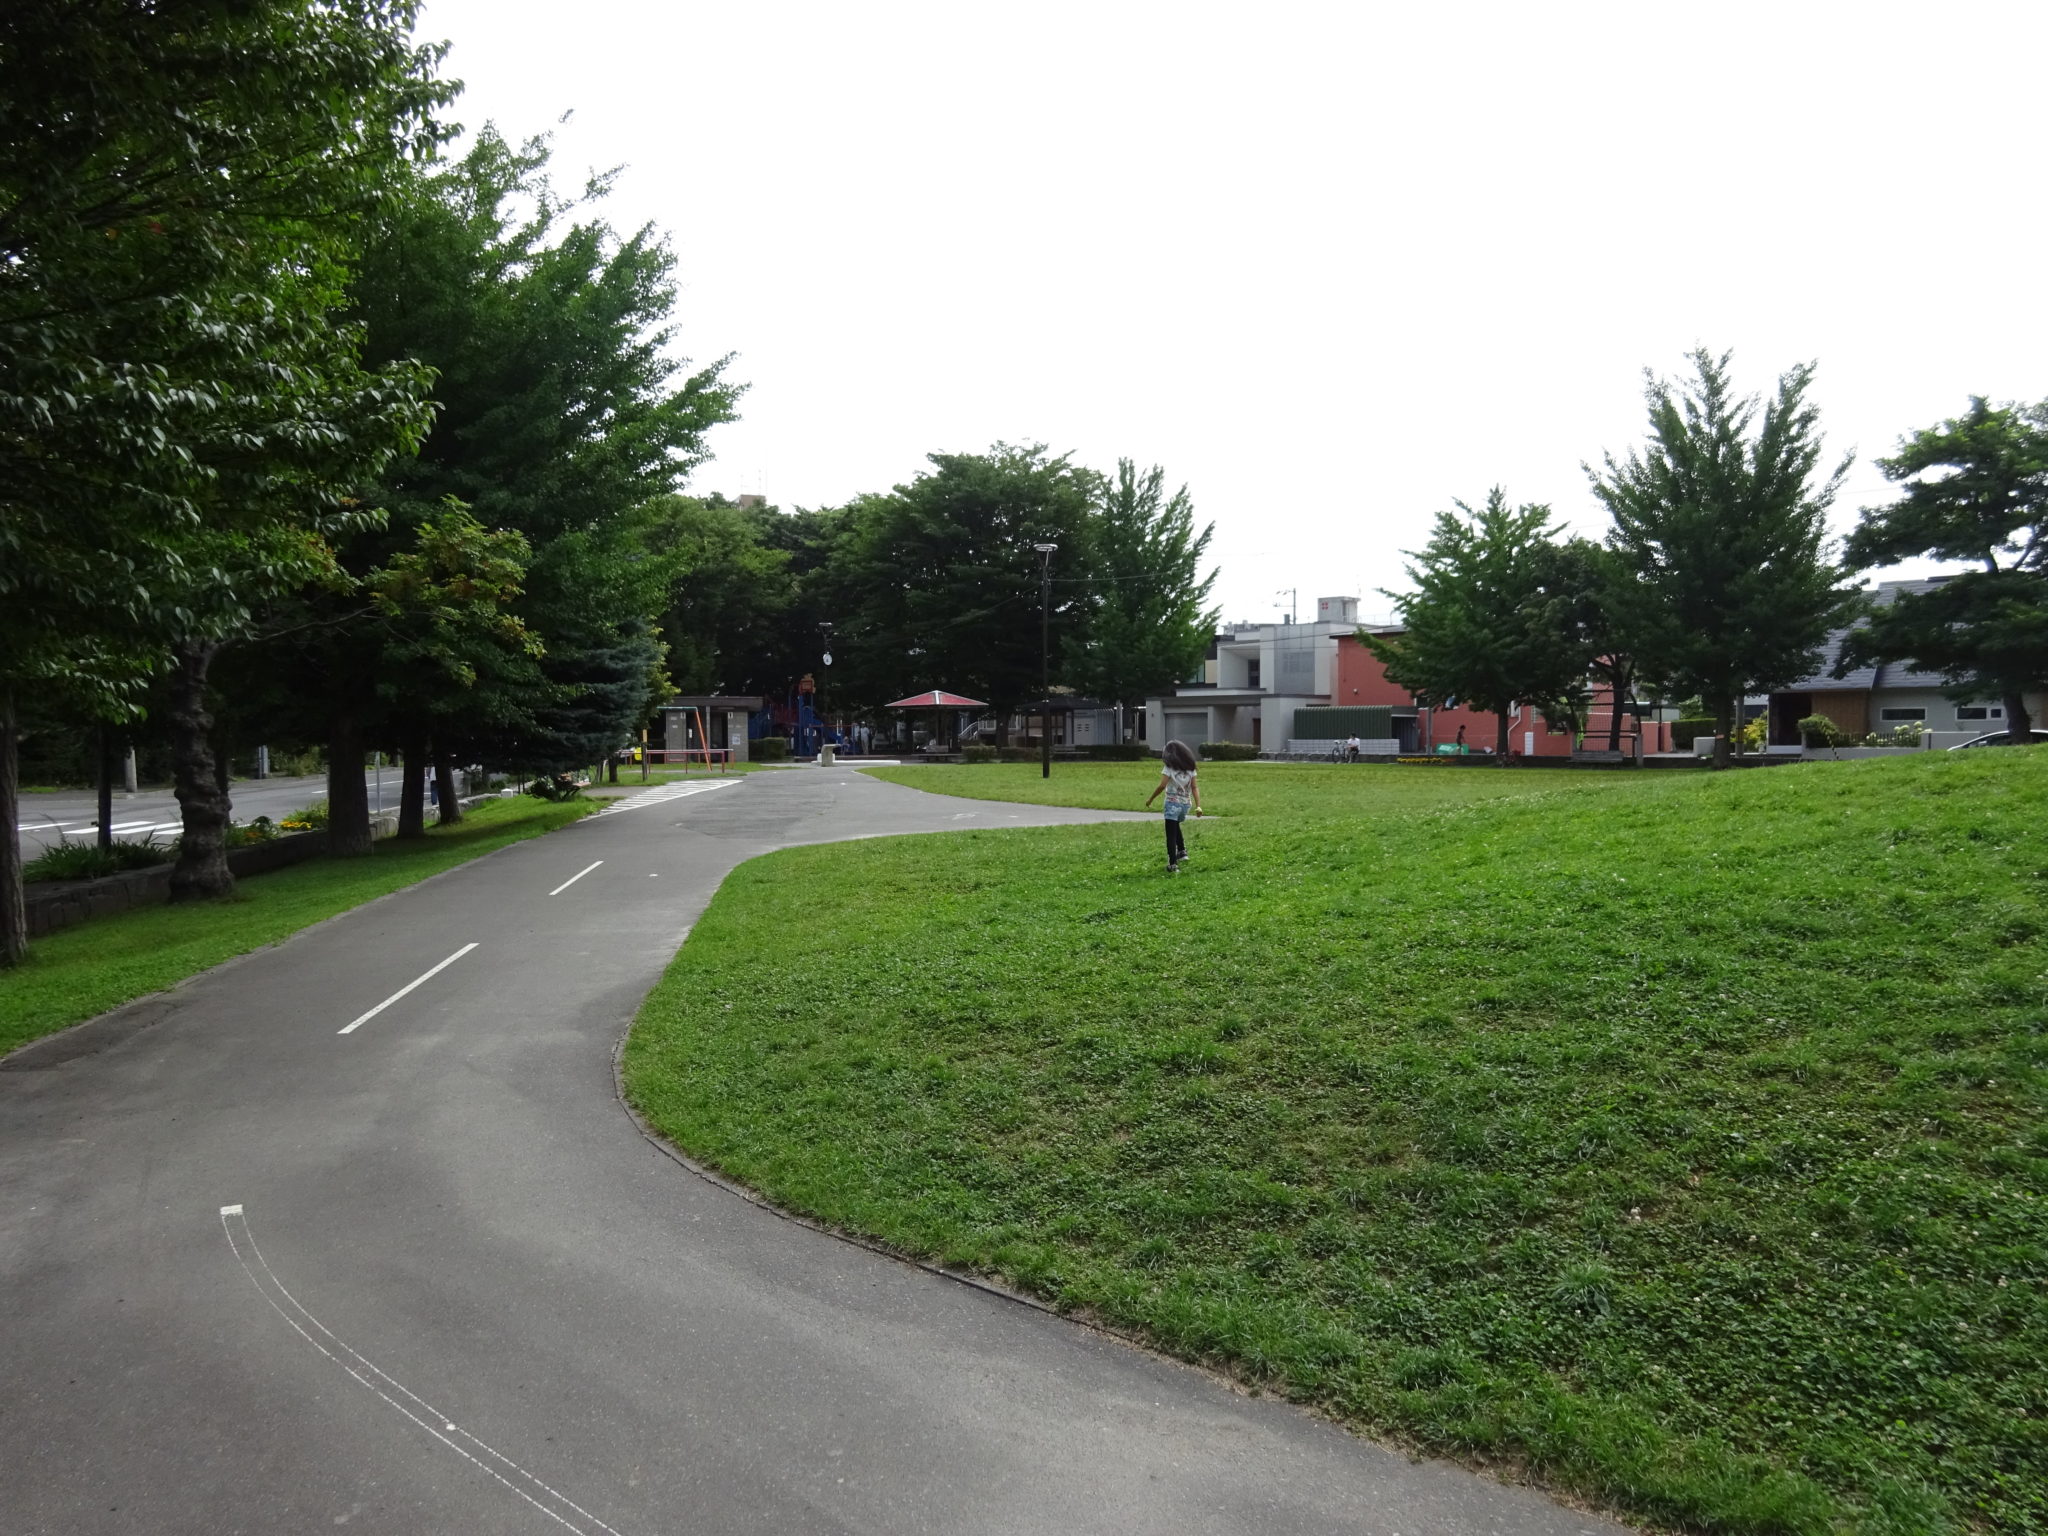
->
xmin=1344 ymin=733 xmax=1361 ymax=763
xmin=1144 ymin=738 xmax=1203 ymax=873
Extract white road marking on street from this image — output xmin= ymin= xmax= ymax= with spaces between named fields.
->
xmin=548 ymin=861 xmax=603 ymax=897
xmin=219 ymin=1206 xmax=628 ymax=1536
xmin=337 ymin=944 xmax=478 ymax=1035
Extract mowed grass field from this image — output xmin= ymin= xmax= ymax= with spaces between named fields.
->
xmin=1 ymin=795 xmax=595 ymax=1057
xmin=623 ymin=756 xmax=2047 ymax=1534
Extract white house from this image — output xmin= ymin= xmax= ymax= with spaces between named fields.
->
xmin=1142 ymin=596 xmax=1360 ymax=749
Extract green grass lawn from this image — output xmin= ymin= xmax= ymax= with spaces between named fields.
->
xmin=626 ymin=756 xmax=2047 ymax=1534
xmin=1 ymin=795 xmax=595 ymax=1056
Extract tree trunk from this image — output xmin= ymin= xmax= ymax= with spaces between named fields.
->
xmin=1 ymin=691 xmax=26 ymax=967
xmin=434 ymin=755 xmax=462 ymax=827
xmin=1496 ymin=705 xmax=1512 ymax=765
xmin=2004 ymin=691 xmax=2033 ymax=739
xmin=328 ymin=712 xmax=374 ymax=857
xmin=168 ymin=640 xmax=235 ymax=902
xmin=96 ymin=725 xmax=115 ymax=851
xmin=1712 ymin=696 xmax=1734 ymax=770
xmin=396 ymin=729 xmax=427 ymax=840
xmin=1606 ymin=671 xmax=1627 ymax=752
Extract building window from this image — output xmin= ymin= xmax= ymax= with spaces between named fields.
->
xmin=1136 ymin=712 xmax=1147 ymax=740
xmin=1246 ymin=659 xmax=1260 ymax=689
xmin=1878 ymin=707 xmax=1926 ymax=722
xmin=1956 ymin=703 xmax=2005 ymax=721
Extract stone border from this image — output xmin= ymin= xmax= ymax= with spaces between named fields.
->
xmin=21 ymin=807 xmax=421 ymax=939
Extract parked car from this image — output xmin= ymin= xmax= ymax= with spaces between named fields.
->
xmin=1947 ymin=729 xmax=2048 ymax=750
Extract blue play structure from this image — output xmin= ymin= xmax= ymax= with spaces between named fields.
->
xmin=757 ymin=692 xmax=842 ymax=757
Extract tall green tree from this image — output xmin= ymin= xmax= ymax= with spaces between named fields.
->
xmin=825 ymin=445 xmax=1102 ymax=740
xmin=1544 ymin=538 xmax=1645 ymax=751
xmin=1588 ymin=349 xmax=1856 ymax=768
xmin=0 ymin=0 xmax=450 ymax=956
xmin=263 ymin=124 xmax=742 ymax=847
xmin=1364 ymin=489 xmax=1588 ymax=760
xmin=1071 ymin=460 xmax=1218 ymax=728
xmin=1837 ymin=397 xmax=2048 ymax=737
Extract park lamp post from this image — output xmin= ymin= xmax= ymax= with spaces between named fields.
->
xmin=819 ymin=620 xmax=834 ymax=751
xmin=1034 ymin=542 xmax=1058 ymax=778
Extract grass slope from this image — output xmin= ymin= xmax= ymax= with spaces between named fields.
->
xmin=626 ymin=758 xmax=2047 ymax=1533
xmin=1 ymin=795 xmax=594 ymax=1056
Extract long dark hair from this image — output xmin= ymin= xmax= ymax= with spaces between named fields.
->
xmin=1162 ymin=739 xmax=1197 ymax=772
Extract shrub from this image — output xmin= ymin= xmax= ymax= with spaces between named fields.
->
xmin=1082 ymin=743 xmax=1151 ymax=760
xmin=1199 ymin=740 xmax=1262 ymax=761
xmin=1670 ymin=716 xmax=1717 ymax=749
xmin=1797 ymin=714 xmax=1852 ymax=748
xmin=526 ymin=774 xmax=584 ymax=802
xmin=961 ymin=745 xmax=998 ymax=763
xmin=999 ymin=746 xmax=1041 ymax=763
xmin=220 ymin=816 xmax=280 ymax=849
xmin=23 ymin=834 xmax=170 ymax=883
xmin=288 ymin=799 xmax=330 ymax=830
xmin=751 ymin=736 xmax=789 ymax=762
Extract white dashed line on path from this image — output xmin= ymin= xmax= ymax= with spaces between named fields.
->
xmin=337 ymin=944 xmax=479 ymax=1036
xmin=548 ymin=861 xmax=604 ymax=897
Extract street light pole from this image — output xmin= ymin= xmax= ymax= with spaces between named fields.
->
xmin=1035 ymin=542 xmax=1058 ymax=779
xmin=819 ymin=621 xmax=834 ymax=754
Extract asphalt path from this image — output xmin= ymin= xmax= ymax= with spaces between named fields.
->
xmin=13 ymin=772 xmax=381 ymax=858
xmin=0 ymin=768 xmax=1628 ymax=1535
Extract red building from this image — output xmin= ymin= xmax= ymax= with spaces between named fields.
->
xmin=1334 ymin=632 xmax=1672 ymax=757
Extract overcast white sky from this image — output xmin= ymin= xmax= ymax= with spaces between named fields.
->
xmin=420 ymin=0 xmax=2047 ymax=624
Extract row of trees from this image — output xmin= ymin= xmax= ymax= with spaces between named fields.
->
xmin=1 ymin=3 xmax=1223 ymax=969
xmin=656 ymin=448 xmax=1220 ymax=740
xmin=1 ymin=3 xmax=738 ymax=964
xmin=1368 ymin=350 xmax=2048 ymax=767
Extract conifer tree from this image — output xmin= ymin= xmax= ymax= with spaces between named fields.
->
xmin=1588 ymin=350 xmax=1856 ymax=768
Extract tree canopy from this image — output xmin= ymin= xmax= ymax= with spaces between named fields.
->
xmin=1589 ymin=349 xmax=1856 ymax=767
xmin=1838 ymin=396 xmax=2048 ymax=736
xmin=1364 ymin=489 xmax=1588 ymax=758
xmin=0 ymin=0 xmax=452 ymax=956
xmin=1069 ymin=460 xmax=1218 ymax=713
xmin=821 ymin=445 xmax=1103 ymax=733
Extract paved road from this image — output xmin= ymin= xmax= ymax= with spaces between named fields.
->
xmin=0 ymin=769 xmax=1627 ymax=1535
xmin=12 ymin=772 xmax=397 ymax=858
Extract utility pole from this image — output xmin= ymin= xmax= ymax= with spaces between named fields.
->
xmin=1035 ymin=542 xmax=1058 ymax=779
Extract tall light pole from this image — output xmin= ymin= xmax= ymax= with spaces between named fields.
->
xmin=819 ymin=620 xmax=834 ymax=753
xmin=1035 ymin=542 xmax=1058 ymax=779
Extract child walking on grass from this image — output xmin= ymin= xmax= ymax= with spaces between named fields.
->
xmin=1144 ymin=739 xmax=1203 ymax=873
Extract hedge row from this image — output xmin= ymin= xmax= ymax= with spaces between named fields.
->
xmin=1198 ymin=741 xmax=1262 ymax=761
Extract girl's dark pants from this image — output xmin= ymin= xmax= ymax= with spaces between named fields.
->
xmin=1164 ymin=815 xmax=1186 ymax=865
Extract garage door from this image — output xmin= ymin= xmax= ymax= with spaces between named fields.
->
xmin=1164 ymin=711 xmax=1208 ymax=744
